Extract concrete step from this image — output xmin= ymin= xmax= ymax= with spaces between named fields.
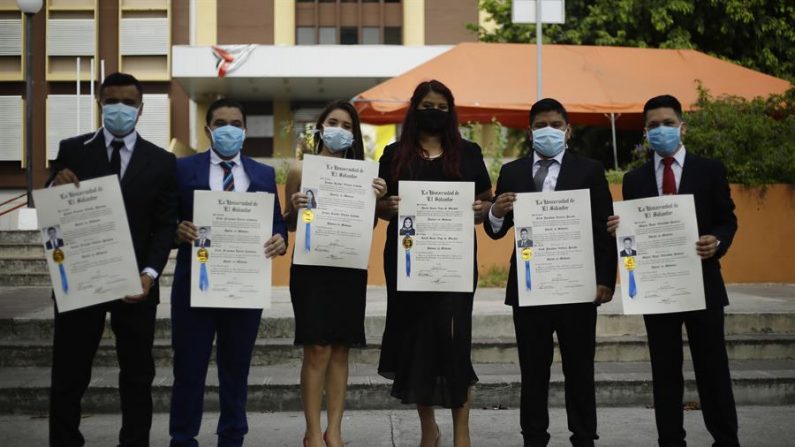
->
xmin=0 ymin=273 xmax=174 ymax=287
xmin=0 ymin=244 xmax=44 ymax=258
xmin=2 ymin=312 xmax=793 ymax=343
xmin=0 ymin=258 xmax=178 ymax=275
xmin=1 ymin=360 xmax=793 ymax=414
xmin=1 ymin=334 xmax=793 ymax=368
xmin=0 ymin=230 xmax=39 ymax=245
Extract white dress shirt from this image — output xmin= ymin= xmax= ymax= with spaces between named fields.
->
xmin=103 ymin=128 xmax=137 ymax=179
xmin=209 ymin=149 xmax=250 ymax=192
xmin=99 ymin=128 xmax=160 ymax=280
xmin=653 ymin=146 xmax=686 ymax=196
xmin=488 ymin=150 xmax=566 ymax=233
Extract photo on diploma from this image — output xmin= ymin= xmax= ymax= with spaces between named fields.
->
xmin=303 ymin=187 xmax=318 ymax=209
xmin=516 ymin=227 xmax=533 ymax=248
xmin=399 ymin=215 xmax=416 ymax=236
xmin=194 ymin=226 xmax=212 ymax=248
xmin=619 ymin=235 xmax=637 ymax=257
xmin=42 ymin=225 xmax=65 ymax=250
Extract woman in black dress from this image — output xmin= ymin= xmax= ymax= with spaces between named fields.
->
xmin=284 ymin=101 xmax=387 ymax=447
xmin=376 ymin=80 xmax=493 ymax=447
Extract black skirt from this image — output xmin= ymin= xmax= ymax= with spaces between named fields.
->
xmin=290 ymin=263 xmax=367 ymax=347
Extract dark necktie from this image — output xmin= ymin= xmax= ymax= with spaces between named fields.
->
xmin=534 ymin=159 xmax=555 ymax=192
xmin=110 ymin=140 xmax=124 ymax=178
xmin=220 ymin=161 xmax=235 ymax=192
xmin=662 ymin=157 xmax=676 ymax=195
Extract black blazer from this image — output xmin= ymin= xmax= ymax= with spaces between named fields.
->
xmin=620 ymin=248 xmax=637 ymax=257
xmin=485 ymin=151 xmax=617 ymax=306
xmin=47 ymin=131 xmax=178 ymax=304
xmin=46 ymin=239 xmax=64 ymax=250
xmin=622 ymin=152 xmax=737 ymax=309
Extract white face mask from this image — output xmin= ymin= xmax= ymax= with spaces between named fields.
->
xmin=320 ymin=126 xmax=354 ymax=153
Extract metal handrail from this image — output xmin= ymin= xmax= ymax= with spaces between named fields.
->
xmin=0 ymin=193 xmax=28 ymax=218
xmin=0 ymin=192 xmax=26 ymax=208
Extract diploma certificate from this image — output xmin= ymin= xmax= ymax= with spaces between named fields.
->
xmin=397 ymin=181 xmax=474 ymax=292
xmin=191 ymin=190 xmax=274 ymax=309
xmin=293 ymin=154 xmax=379 ymax=270
xmin=33 ymin=175 xmax=143 ymax=312
xmin=613 ymin=195 xmax=705 ymax=314
xmin=513 ymin=189 xmax=596 ymax=306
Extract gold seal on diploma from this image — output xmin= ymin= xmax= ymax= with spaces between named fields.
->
xmin=402 ymin=236 xmax=413 ymax=250
xmin=624 ymin=256 xmax=636 ymax=271
xmin=197 ymin=247 xmax=209 ymax=263
xmin=52 ymin=247 xmax=65 ymax=263
xmin=521 ymin=247 xmax=533 ymax=261
xmin=302 ymin=209 xmax=315 ymax=223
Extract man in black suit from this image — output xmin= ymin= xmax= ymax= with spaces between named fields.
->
xmin=47 ymin=73 xmax=177 ymax=447
xmin=608 ymin=95 xmax=739 ymax=447
xmin=619 ymin=237 xmax=637 ymax=257
xmin=193 ymin=226 xmax=211 ymax=248
xmin=517 ymin=228 xmax=533 ymax=248
xmin=485 ymin=99 xmax=617 ymax=447
xmin=45 ymin=226 xmax=64 ymax=250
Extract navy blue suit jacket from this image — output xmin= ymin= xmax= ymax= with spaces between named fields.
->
xmin=622 ymin=152 xmax=737 ymax=309
xmin=170 ymin=151 xmax=288 ymax=308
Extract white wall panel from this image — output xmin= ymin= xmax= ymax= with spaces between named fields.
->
xmin=0 ymin=96 xmax=23 ymax=161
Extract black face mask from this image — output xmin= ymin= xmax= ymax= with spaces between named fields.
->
xmin=415 ymin=108 xmax=449 ymax=133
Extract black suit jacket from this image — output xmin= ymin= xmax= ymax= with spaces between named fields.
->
xmin=622 ymin=152 xmax=737 ymax=309
xmin=485 ymin=151 xmax=617 ymax=306
xmin=46 ymin=239 xmax=64 ymax=250
xmin=620 ymin=248 xmax=637 ymax=257
xmin=47 ymin=131 xmax=178 ymax=304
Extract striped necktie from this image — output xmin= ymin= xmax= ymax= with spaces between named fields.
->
xmin=220 ymin=161 xmax=235 ymax=192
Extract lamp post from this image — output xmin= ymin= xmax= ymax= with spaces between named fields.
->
xmin=17 ymin=0 xmax=42 ymax=208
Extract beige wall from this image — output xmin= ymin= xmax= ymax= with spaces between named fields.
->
xmin=424 ymin=0 xmax=479 ymax=44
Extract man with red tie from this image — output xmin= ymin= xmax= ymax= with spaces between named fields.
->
xmin=609 ymin=95 xmax=739 ymax=447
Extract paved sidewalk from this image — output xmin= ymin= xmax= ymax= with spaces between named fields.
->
xmin=1 ymin=283 xmax=794 ymax=320
xmin=2 ymin=407 xmax=794 ymax=446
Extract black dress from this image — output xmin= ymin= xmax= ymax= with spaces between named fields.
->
xmin=289 ymin=251 xmax=367 ymax=347
xmin=377 ymin=140 xmax=492 ymax=408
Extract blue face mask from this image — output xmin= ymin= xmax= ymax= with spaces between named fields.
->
xmin=646 ymin=125 xmax=682 ymax=157
xmin=320 ymin=126 xmax=354 ymax=153
xmin=210 ymin=125 xmax=246 ymax=157
xmin=102 ymin=103 xmax=139 ymax=136
xmin=532 ymin=126 xmax=567 ymax=158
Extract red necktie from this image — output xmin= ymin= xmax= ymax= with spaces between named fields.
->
xmin=662 ymin=157 xmax=676 ymax=195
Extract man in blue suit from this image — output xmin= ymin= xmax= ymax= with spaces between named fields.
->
xmin=169 ymin=98 xmax=288 ymax=447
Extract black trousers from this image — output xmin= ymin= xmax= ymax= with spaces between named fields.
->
xmin=49 ymin=299 xmax=157 ymax=447
xmin=644 ymin=308 xmax=739 ymax=447
xmin=513 ymin=303 xmax=598 ymax=447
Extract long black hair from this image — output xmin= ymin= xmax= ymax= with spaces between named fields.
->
xmin=392 ymin=80 xmax=463 ymax=180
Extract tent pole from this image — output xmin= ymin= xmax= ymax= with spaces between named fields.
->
xmin=609 ymin=112 xmax=619 ymax=170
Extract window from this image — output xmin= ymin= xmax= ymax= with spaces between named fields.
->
xmin=297 ymin=27 xmax=316 ymax=45
xmin=340 ymin=27 xmax=358 ymax=45
xmin=384 ymin=27 xmax=401 ymax=45
xmin=319 ymin=27 xmax=336 ymax=44
xmin=362 ymin=27 xmax=380 ymax=44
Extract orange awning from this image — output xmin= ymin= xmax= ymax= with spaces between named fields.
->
xmin=353 ymin=43 xmax=792 ymax=129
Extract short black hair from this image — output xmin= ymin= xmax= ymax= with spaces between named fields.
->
xmin=206 ymin=98 xmax=246 ymax=126
xmin=100 ymin=72 xmax=143 ymax=99
xmin=529 ymin=98 xmax=569 ymax=125
xmin=623 ymin=237 xmax=633 ymax=243
xmin=643 ymin=95 xmax=683 ymax=121
xmin=520 ymin=228 xmax=528 ymax=233
xmin=47 ymin=227 xmax=56 ymax=233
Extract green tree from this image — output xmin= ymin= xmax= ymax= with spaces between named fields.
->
xmin=469 ymin=0 xmax=795 ymax=80
xmin=683 ymin=86 xmax=795 ymax=185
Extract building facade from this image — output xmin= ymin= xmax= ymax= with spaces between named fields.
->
xmin=0 ymin=0 xmax=489 ymax=206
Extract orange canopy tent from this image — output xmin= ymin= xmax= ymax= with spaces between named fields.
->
xmin=353 ymin=43 xmax=792 ymax=130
